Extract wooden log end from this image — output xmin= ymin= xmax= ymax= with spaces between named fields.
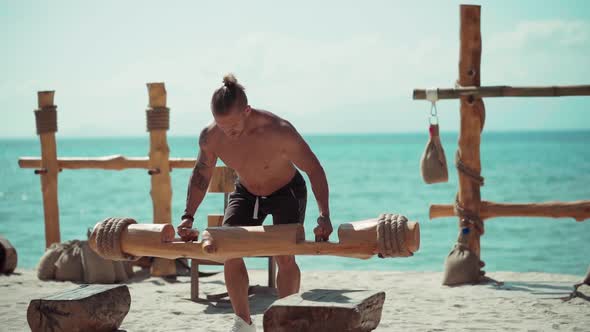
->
xmin=202 ymin=239 xmax=216 ymax=254
xmin=406 ymin=221 xmax=420 ymax=253
xmin=460 ymin=4 xmax=481 ymax=11
xmin=412 ymin=89 xmax=425 ymax=100
xmin=0 ymin=235 xmax=18 ymax=274
xmin=429 ymin=204 xmax=455 ymax=220
xmin=146 ymin=82 xmax=167 ymax=108
xmin=37 ymin=91 xmax=55 ymax=108
xmin=161 ymin=223 xmax=176 ymax=242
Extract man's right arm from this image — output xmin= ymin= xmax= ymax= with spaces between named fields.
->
xmin=182 ymin=128 xmax=218 ymax=221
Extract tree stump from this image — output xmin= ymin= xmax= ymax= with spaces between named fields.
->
xmin=0 ymin=235 xmax=17 ymax=274
xmin=27 ymin=284 xmax=130 ymax=332
xmin=263 ymin=289 xmax=385 ymax=332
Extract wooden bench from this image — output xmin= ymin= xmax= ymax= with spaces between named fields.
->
xmin=190 ymin=166 xmax=276 ymax=301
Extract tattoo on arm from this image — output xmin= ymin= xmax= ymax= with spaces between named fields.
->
xmin=184 ymin=154 xmax=212 ymax=216
xmin=199 ymin=127 xmax=209 ymax=146
xmin=184 ymin=129 xmax=215 ymax=216
xmin=190 ymin=169 xmax=210 ymax=191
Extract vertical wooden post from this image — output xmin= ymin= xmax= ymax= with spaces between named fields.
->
xmin=190 ymin=260 xmax=199 ymax=300
xmin=268 ymin=257 xmax=277 ymax=288
xmin=457 ymin=5 xmax=485 ymax=257
xmin=35 ymin=91 xmax=60 ymax=248
xmin=146 ymin=83 xmax=176 ymax=277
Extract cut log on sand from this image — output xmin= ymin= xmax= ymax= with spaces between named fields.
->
xmin=88 ymin=214 xmax=420 ymax=262
xmin=263 ymin=289 xmax=385 ymax=332
xmin=27 ymin=284 xmax=130 ymax=332
xmin=0 ymin=235 xmax=17 ymax=274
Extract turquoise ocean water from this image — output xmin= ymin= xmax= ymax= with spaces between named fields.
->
xmin=1 ymin=131 xmax=588 ymax=276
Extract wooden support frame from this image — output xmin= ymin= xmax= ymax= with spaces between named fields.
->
xmin=412 ymin=5 xmax=589 ymax=285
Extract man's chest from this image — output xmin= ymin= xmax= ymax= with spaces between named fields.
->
xmin=215 ymin=136 xmax=284 ymax=170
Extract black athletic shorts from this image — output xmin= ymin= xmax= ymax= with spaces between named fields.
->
xmin=222 ymin=170 xmax=307 ymax=227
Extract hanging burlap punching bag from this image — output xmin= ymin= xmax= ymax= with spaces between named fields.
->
xmin=420 ymin=123 xmax=449 ymax=184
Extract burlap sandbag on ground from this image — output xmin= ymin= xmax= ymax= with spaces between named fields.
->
xmin=420 ymin=124 xmax=448 ymax=184
xmin=113 ymin=261 xmax=131 ymax=283
xmin=54 ymin=240 xmax=84 ymax=282
xmin=37 ymin=243 xmax=64 ymax=280
xmin=80 ymin=240 xmax=117 ymax=284
xmin=442 ymin=241 xmax=482 ymax=286
xmin=124 ymin=261 xmax=134 ymax=278
xmin=37 ymin=239 xmax=135 ymax=283
xmin=0 ymin=235 xmax=17 ymax=274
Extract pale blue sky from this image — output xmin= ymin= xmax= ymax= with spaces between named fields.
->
xmin=1 ymin=0 xmax=589 ymax=137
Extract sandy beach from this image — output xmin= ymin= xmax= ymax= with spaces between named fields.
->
xmin=1 ymin=268 xmax=588 ymax=331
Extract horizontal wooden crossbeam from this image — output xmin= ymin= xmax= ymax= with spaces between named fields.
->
xmin=429 ymin=200 xmax=590 ymax=222
xmin=19 ymin=155 xmax=195 ymax=170
xmin=18 ymin=156 xmax=236 ymax=193
xmin=413 ymin=85 xmax=590 ymax=100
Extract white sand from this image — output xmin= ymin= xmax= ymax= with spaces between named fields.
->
xmin=1 ymin=268 xmax=588 ymax=331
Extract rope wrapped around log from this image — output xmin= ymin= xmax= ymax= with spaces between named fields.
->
xmin=95 ymin=217 xmax=140 ymax=261
xmin=454 ymin=150 xmax=485 ymax=236
xmin=34 ymin=107 xmax=58 ymax=134
xmin=454 ymin=195 xmax=484 ymax=236
xmin=455 ymin=150 xmax=484 ymax=186
xmin=376 ymin=213 xmax=413 ymax=258
xmin=146 ymin=107 xmax=170 ymax=131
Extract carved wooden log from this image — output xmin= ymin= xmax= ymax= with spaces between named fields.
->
xmin=0 ymin=235 xmax=17 ymax=274
xmin=263 ymin=289 xmax=385 ymax=332
xmin=88 ymin=217 xmax=420 ymax=261
xmin=27 ymin=284 xmax=130 ymax=332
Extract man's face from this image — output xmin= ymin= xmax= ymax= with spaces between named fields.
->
xmin=214 ymin=105 xmax=250 ymax=140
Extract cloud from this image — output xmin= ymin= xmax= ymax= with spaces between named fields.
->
xmin=483 ymin=19 xmax=590 ymax=86
xmin=4 ymin=14 xmax=589 ymax=136
xmin=42 ymin=30 xmax=458 ymax=123
xmin=488 ymin=19 xmax=590 ymax=51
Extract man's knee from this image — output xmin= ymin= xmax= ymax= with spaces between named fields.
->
xmin=275 ymin=255 xmax=298 ymax=269
xmin=225 ymin=258 xmax=245 ymax=269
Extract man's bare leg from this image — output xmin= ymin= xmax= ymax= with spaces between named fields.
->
xmin=224 ymin=258 xmax=251 ymax=324
xmin=275 ymin=255 xmax=300 ymax=298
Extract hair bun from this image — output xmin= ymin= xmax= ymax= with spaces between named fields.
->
xmin=222 ymin=73 xmax=238 ymax=88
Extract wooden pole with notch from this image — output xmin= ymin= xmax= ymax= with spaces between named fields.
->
xmin=34 ymin=91 xmax=61 ymax=248
xmin=146 ymin=83 xmax=176 ymax=277
xmin=456 ymin=4 xmax=485 ymax=257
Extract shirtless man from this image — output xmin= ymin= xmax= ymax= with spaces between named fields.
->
xmin=176 ymin=74 xmax=333 ymax=332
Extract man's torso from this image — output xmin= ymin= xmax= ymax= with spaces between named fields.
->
xmin=208 ymin=109 xmax=298 ymax=196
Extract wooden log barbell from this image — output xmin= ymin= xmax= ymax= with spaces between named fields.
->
xmin=89 ymin=216 xmax=420 ymax=262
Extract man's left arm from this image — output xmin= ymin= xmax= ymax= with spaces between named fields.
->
xmin=280 ymin=122 xmax=332 ymax=241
